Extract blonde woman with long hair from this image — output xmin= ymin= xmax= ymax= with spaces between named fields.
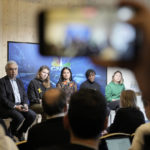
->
xmin=105 ymin=70 xmax=125 ymax=110
xmin=27 ymin=65 xmax=51 ymax=114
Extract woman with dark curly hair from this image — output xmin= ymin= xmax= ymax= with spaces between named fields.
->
xmin=56 ymin=67 xmax=77 ymax=103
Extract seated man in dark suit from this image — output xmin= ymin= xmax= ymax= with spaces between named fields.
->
xmin=41 ymin=89 xmax=108 ymax=150
xmin=27 ymin=88 xmax=70 ymax=150
xmin=0 ymin=60 xmax=36 ymax=141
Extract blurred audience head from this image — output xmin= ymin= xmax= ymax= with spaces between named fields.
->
xmin=120 ymin=90 xmax=137 ymax=108
xmin=65 ymin=89 xmax=107 ymax=139
xmin=42 ymin=88 xmax=67 ymax=116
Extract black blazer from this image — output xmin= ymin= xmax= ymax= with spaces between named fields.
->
xmin=0 ymin=75 xmax=28 ymax=110
xmin=108 ymin=107 xmax=145 ymax=134
xmin=27 ymin=116 xmax=70 ymax=150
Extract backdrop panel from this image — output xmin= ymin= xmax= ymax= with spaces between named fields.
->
xmin=8 ymin=41 xmax=107 ymax=95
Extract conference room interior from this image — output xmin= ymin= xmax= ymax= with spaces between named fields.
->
xmin=0 ymin=0 xmax=150 ymax=146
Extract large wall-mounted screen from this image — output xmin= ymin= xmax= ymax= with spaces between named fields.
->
xmin=8 ymin=41 xmax=107 ymax=95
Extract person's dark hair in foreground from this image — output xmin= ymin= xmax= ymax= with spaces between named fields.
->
xmin=39 ymin=89 xmax=108 ymax=150
xmin=68 ymin=89 xmax=107 ymax=139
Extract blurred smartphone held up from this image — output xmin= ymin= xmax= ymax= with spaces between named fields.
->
xmin=39 ymin=5 xmax=143 ymax=63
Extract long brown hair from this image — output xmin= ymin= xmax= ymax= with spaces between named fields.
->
xmin=112 ymin=70 xmax=124 ymax=84
xmin=36 ymin=65 xmax=50 ymax=88
xmin=120 ymin=90 xmax=137 ymax=108
xmin=59 ymin=67 xmax=73 ymax=82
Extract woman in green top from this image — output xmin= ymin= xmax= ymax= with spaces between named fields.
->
xmin=105 ymin=70 xmax=125 ymax=110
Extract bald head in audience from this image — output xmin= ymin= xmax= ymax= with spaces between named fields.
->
xmin=27 ymin=88 xmax=70 ymax=150
xmin=42 ymin=88 xmax=67 ymax=116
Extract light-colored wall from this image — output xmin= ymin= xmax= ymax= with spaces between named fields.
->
xmin=0 ymin=0 xmax=148 ymax=88
xmin=0 ymin=0 xmax=44 ymax=77
xmin=0 ymin=0 xmax=118 ymax=77
xmin=107 ymin=67 xmax=140 ymax=93
xmin=0 ymin=0 xmax=149 ymax=78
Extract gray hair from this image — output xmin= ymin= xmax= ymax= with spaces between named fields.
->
xmin=5 ymin=60 xmax=18 ymax=71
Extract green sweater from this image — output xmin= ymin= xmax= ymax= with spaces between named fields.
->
xmin=105 ymin=81 xmax=125 ymax=102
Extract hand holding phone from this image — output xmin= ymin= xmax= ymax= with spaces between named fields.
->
xmin=39 ymin=5 xmax=142 ymax=63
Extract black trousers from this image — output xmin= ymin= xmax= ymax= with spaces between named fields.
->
xmin=0 ymin=108 xmax=36 ymax=135
xmin=107 ymin=100 xmax=120 ymax=111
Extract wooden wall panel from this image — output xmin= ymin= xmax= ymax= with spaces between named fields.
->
xmin=0 ymin=0 xmax=46 ymax=77
xmin=0 ymin=0 xmax=149 ymax=77
xmin=0 ymin=0 xmax=127 ymax=77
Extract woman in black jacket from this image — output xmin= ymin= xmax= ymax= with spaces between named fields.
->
xmin=27 ymin=65 xmax=51 ymax=115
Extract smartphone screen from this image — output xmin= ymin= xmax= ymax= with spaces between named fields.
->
xmin=39 ymin=6 xmax=141 ymax=61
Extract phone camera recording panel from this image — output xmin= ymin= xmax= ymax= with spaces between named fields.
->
xmin=39 ymin=6 xmax=142 ymax=61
